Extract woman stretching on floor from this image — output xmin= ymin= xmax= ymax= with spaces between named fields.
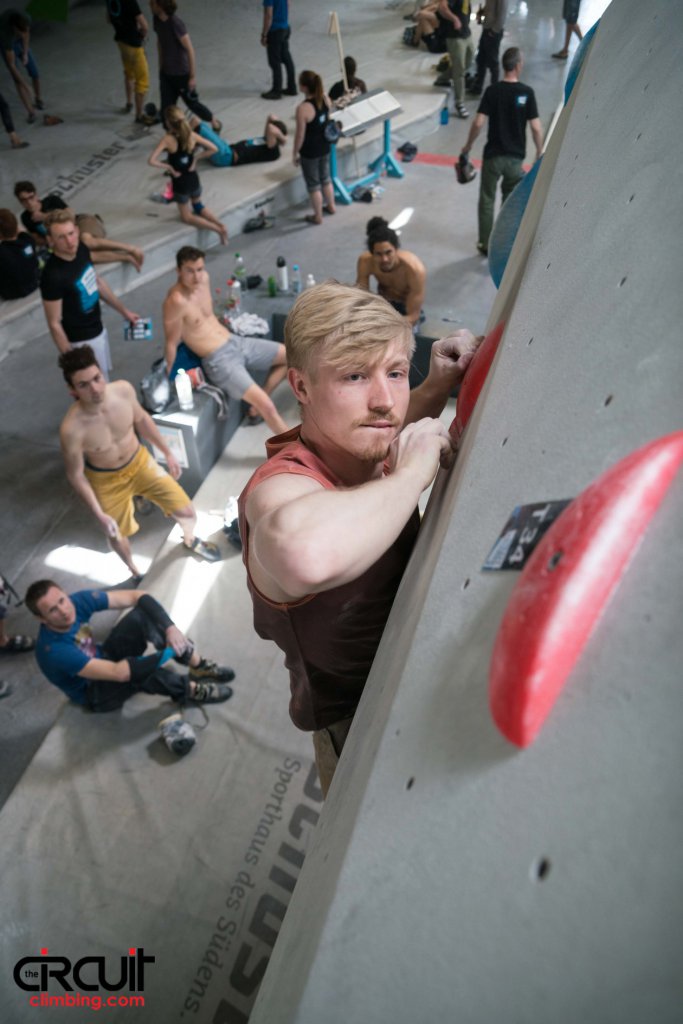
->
xmin=293 ymin=70 xmax=336 ymax=226
xmin=148 ymin=105 xmax=228 ymax=244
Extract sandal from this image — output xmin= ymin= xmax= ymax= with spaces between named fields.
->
xmin=184 ymin=537 xmax=222 ymax=562
xmin=305 ymin=215 xmax=322 ymax=225
xmin=0 ymin=634 xmax=35 ymax=654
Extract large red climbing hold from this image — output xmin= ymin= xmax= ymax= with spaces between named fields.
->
xmin=450 ymin=319 xmax=506 ymax=441
xmin=489 ymin=431 xmax=683 ymax=747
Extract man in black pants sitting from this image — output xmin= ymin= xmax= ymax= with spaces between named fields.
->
xmin=26 ymin=580 xmax=235 ymax=712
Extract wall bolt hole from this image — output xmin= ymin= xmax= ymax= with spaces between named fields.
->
xmin=501 ymin=437 xmax=508 ymax=447
xmin=462 ymin=578 xmax=470 ymax=590
xmin=406 ymin=777 xmax=415 ymax=791
xmin=618 ymin=276 xmax=627 ymax=287
xmin=547 ymin=551 xmax=563 ymax=571
xmin=528 ymin=336 xmax=534 ymax=345
xmin=532 ymin=857 xmax=552 ymax=882
xmin=628 ymin=194 xmax=635 ymax=203
xmin=604 ymin=394 xmax=613 ymax=406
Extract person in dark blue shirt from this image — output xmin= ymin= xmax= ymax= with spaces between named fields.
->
xmin=260 ymin=0 xmax=296 ymax=99
xmin=26 ymin=581 xmax=235 ymax=712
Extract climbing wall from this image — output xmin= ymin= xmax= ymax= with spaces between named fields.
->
xmin=249 ymin=2 xmax=683 ymax=1022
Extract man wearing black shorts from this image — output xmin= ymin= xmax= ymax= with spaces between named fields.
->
xmin=192 ymin=113 xmax=287 ymax=167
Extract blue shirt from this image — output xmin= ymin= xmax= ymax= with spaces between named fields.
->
xmin=35 ymin=590 xmax=109 ymax=703
xmin=264 ymin=0 xmax=289 ymax=31
xmin=198 ymin=122 xmax=234 ymax=166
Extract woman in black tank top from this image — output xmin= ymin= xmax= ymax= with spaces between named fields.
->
xmin=293 ymin=71 xmax=337 ymax=226
xmin=148 ymin=105 xmax=228 ymax=244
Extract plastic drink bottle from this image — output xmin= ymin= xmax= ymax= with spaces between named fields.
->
xmin=305 ymin=273 xmax=316 ymax=288
xmin=234 ymin=253 xmax=247 ymax=283
xmin=175 ymin=368 xmax=194 ymax=410
xmin=228 ymin=278 xmax=242 ymax=316
xmin=276 ymin=256 xmax=289 ymax=292
xmin=291 ymin=264 xmax=302 ymax=294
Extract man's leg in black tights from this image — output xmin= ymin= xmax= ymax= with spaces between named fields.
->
xmin=281 ymin=28 xmax=296 ymax=93
xmin=266 ymin=31 xmax=283 ymax=94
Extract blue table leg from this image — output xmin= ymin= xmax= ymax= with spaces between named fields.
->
xmin=330 ymin=144 xmax=353 ymax=205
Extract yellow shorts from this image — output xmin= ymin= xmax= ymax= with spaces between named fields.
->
xmin=85 ymin=446 xmax=190 ymax=538
xmin=116 ymin=41 xmax=150 ymax=95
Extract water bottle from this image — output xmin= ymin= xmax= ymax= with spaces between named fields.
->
xmin=175 ymin=368 xmax=194 ymax=410
xmin=234 ymin=253 xmax=247 ymax=283
xmin=305 ymin=273 xmax=316 ymax=289
xmin=291 ymin=264 xmax=302 ymax=294
xmin=227 ymin=278 xmax=242 ymax=316
xmin=276 ymin=255 xmax=288 ymax=292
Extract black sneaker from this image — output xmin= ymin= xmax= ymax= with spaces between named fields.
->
xmin=261 ymin=90 xmax=282 ymax=100
xmin=190 ymin=681 xmax=233 ymax=704
xmin=190 ymin=657 xmax=235 ymax=683
xmin=284 ymin=88 xmax=298 ymax=96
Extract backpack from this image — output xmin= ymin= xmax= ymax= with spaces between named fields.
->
xmin=140 ymin=358 xmax=171 ymax=413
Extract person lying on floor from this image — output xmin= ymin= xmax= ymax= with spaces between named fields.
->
xmin=188 ymin=112 xmax=287 ymax=167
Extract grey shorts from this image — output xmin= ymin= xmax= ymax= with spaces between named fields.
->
xmin=201 ymin=335 xmax=281 ymax=400
xmin=301 ymin=154 xmax=331 ymax=192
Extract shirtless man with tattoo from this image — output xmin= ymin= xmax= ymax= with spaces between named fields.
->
xmin=162 ymin=245 xmax=289 ymax=433
xmin=356 ymin=216 xmax=427 ymax=328
xmin=58 ymin=344 xmax=220 ymax=579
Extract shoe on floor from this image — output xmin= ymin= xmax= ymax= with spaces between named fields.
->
xmin=120 ymin=102 xmax=133 ymax=113
xmin=35 ymin=99 xmax=46 ymax=110
xmin=551 ymin=50 xmax=569 ymax=59
xmin=283 ymin=88 xmax=298 ymax=96
xmin=454 ymin=102 xmax=469 ymax=119
xmin=190 ymin=657 xmax=235 ymax=683
xmin=243 ymin=413 xmax=264 ymax=426
xmin=159 ymin=712 xmax=196 ymax=756
xmin=0 ymin=634 xmax=35 ymax=654
xmin=184 ymin=537 xmax=222 ymax=562
xmin=261 ymin=90 xmax=282 ymax=100
xmin=26 ymin=112 xmax=36 ymax=123
xmin=189 ymin=681 xmax=233 ymax=704
xmin=476 ymin=242 xmax=488 ymax=256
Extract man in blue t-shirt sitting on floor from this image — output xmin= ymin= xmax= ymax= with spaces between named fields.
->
xmin=26 ymin=581 xmax=235 ymax=712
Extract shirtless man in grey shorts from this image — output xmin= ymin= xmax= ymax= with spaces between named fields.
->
xmin=162 ymin=245 xmax=289 ymax=434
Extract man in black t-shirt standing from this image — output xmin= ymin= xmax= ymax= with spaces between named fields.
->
xmin=459 ymin=47 xmax=542 ymax=255
xmin=40 ymin=210 xmax=139 ymax=378
xmin=105 ymin=0 xmax=150 ymax=122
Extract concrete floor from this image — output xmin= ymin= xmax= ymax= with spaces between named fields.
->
xmin=0 ymin=0 xmax=604 ymax=805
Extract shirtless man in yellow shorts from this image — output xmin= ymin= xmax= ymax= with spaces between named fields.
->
xmin=58 ymin=344 xmax=219 ymax=578
xmin=162 ymin=246 xmax=289 ymax=434
xmin=356 ymin=216 xmax=427 ymax=328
